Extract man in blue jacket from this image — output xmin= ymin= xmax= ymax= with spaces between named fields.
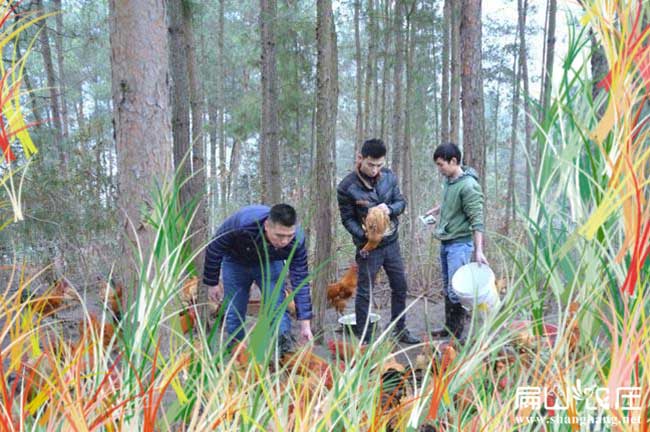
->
xmin=337 ymin=138 xmax=420 ymax=345
xmin=203 ymin=204 xmax=313 ymax=352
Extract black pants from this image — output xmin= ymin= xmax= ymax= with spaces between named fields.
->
xmin=354 ymin=240 xmax=408 ymax=336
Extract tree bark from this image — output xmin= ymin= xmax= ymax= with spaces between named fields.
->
xmin=218 ymin=0 xmax=227 ymax=213
xmin=109 ymin=0 xmax=173 ymax=297
xmin=363 ymin=0 xmax=376 ymax=141
xmin=460 ymin=0 xmax=486 ymax=186
xmin=183 ymin=2 xmax=208 ymax=281
xmin=36 ymin=0 xmax=65 ymax=168
xmin=391 ymin=0 xmax=404 ymax=179
xmin=539 ymin=0 xmax=556 ymax=119
xmin=53 ymin=0 xmax=69 ymax=139
xmin=168 ymin=0 xmax=192 ymax=197
xmin=313 ymin=0 xmax=338 ymax=336
xmin=354 ymin=0 xmax=364 ymax=152
xmin=260 ymin=0 xmax=281 ymax=204
xmin=440 ymin=0 xmax=451 ymax=144
xmin=403 ymin=6 xmax=416 ymax=274
xmin=518 ymin=0 xmax=533 ymax=213
xmin=380 ymin=0 xmax=391 ymax=141
xmin=506 ymin=33 xmax=520 ymax=234
xmin=449 ymin=0 xmax=461 ymax=144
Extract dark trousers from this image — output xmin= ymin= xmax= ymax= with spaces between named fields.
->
xmin=354 ymin=240 xmax=408 ymax=337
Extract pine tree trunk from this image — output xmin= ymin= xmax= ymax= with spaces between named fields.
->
xmin=363 ymin=0 xmax=375 ymax=141
xmin=380 ymin=0 xmax=391 ymax=141
xmin=218 ymin=0 xmax=227 ymax=214
xmin=539 ymin=0 xmax=556 ymax=118
xmin=168 ymin=0 xmax=192 ymax=195
xmin=518 ymin=0 xmax=533 ymax=213
xmin=440 ymin=0 xmax=451 ymax=144
xmin=109 ymin=0 xmax=173 ymax=297
xmin=449 ymin=0 xmax=461 ymax=144
xmin=53 ymin=0 xmax=69 ymax=139
xmin=13 ymin=24 xmax=42 ymax=126
xmin=36 ymin=0 xmax=65 ymax=168
xmin=354 ymin=0 xmax=364 ymax=152
xmin=183 ymin=2 xmax=208 ymax=283
xmin=403 ymin=7 xmax=416 ymax=275
xmin=460 ymin=0 xmax=486 ymax=186
xmin=391 ymin=0 xmax=404 ymax=179
xmin=260 ymin=0 xmax=281 ymax=204
xmin=313 ymin=0 xmax=338 ymax=335
xmin=506 ymin=33 xmax=520 ymax=234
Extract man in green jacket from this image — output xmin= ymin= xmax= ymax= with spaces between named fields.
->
xmin=426 ymin=143 xmax=489 ymax=340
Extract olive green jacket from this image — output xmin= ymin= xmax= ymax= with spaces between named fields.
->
xmin=434 ymin=167 xmax=485 ymax=242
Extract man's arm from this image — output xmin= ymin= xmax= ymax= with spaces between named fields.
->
xmin=462 ymin=181 xmax=488 ymax=265
xmin=473 ymin=231 xmax=489 ymax=265
xmin=336 ymin=186 xmax=366 ymax=240
xmin=387 ymin=173 xmax=406 ymax=216
xmin=202 ymin=217 xmax=238 ymax=286
xmin=288 ymin=233 xmax=313 ymax=342
xmin=288 ymin=232 xmax=313 ymax=322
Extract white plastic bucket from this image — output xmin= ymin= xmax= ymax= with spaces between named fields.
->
xmin=451 ymin=262 xmax=499 ymax=311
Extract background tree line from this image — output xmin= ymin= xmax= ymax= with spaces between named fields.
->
xmin=1 ymin=0 xmax=584 ymax=332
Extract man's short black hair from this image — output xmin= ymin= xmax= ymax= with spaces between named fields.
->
xmin=269 ymin=203 xmax=297 ymax=227
xmin=433 ymin=142 xmax=462 ymax=164
xmin=361 ymin=138 xmax=387 ymax=159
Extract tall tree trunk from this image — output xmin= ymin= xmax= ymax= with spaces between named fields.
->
xmin=506 ymin=33 xmax=520 ymax=234
xmin=539 ymin=0 xmax=556 ymax=119
xmin=168 ymin=0 xmax=191 ymax=195
xmin=183 ymin=2 xmax=208 ymax=282
xmin=431 ymin=6 xmax=440 ymax=144
xmin=354 ymin=0 xmax=364 ymax=152
xmin=260 ymin=0 xmax=281 ymax=204
xmin=518 ymin=0 xmax=533 ymax=213
xmin=109 ymin=0 xmax=173 ymax=299
xmin=53 ymin=0 xmax=69 ymax=139
xmin=492 ymin=68 xmax=502 ymax=198
xmin=227 ymin=139 xmax=241 ymax=200
xmin=391 ymin=0 xmax=404 ymax=179
xmin=380 ymin=0 xmax=390 ymax=141
xmin=449 ymin=0 xmax=461 ymax=144
xmin=403 ymin=6 xmax=416 ymax=274
xmin=363 ymin=0 xmax=376 ymax=140
xmin=313 ymin=0 xmax=338 ymax=336
xmin=36 ymin=0 xmax=65 ymax=168
xmin=460 ymin=0 xmax=486 ymax=187
xmin=440 ymin=0 xmax=451 ymax=144
xmin=12 ymin=21 xmax=42 ymax=126
xmin=218 ymin=0 xmax=227 ymax=214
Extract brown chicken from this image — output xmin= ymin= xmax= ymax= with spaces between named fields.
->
xmin=327 ymin=339 xmax=367 ymax=360
xmin=100 ymin=279 xmax=124 ymax=320
xmin=24 ymin=279 xmax=74 ymax=316
xmin=361 ymin=206 xmax=390 ymax=253
xmin=326 ymin=264 xmax=358 ymax=313
xmin=81 ymin=313 xmax=116 ymax=349
xmin=281 ymin=348 xmax=335 ymax=389
xmin=180 ymin=277 xmax=199 ymax=305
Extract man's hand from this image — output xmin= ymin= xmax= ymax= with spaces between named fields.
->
xmin=375 ymin=203 xmax=391 ymax=216
xmin=207 ymin=283 xmax=223 ymax=304
xmin=298 ymin=320 xmax=313 ymax=344
xmin=475 ymin=249 xmax=489 ymax=266
xmin=426 ymin=204 xmax=440 ymax=216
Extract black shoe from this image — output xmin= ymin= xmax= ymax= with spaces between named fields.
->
xmin=394 ymin=328 xmax=421 ymax=344
xmin=430 ymin=327 xmax=451 ymax=338
xmin=448 ymin=302 xmax=466 ymax=339
xmin=277 ymin=333 xmax=295 ymax=356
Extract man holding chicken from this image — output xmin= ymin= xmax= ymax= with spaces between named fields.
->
xmin=336 ymin=138 xmax=420 ymax=345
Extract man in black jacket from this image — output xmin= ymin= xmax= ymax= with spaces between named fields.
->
xmin=336 ymin=139 xmax=420 ymax=344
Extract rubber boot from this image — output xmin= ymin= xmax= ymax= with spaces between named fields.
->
xmin=430 ymin=297 xmax=454 ymax=338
